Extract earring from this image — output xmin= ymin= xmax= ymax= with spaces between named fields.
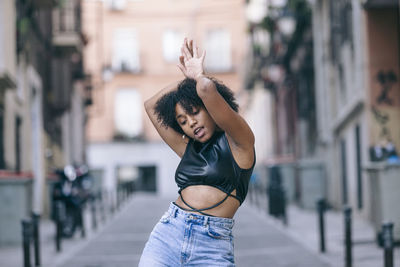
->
xmin=182 ymin=134 xmax=188 ymax=144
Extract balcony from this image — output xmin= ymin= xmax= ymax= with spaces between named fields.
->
xmin=52 ymin=0 xmax=83 ymax=51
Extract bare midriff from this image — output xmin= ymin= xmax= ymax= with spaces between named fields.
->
xmin=174 ymin=185 xmax=240 ymax=218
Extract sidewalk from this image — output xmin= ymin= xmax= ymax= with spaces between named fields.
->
xmin=0 ymin=200 xmax=119 ymax=267
xmin=248 ymin=191 xmax=400 ymax=267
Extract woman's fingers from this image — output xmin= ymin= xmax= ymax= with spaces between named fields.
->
xmin=177 ymin=56 xmax=187 ymax=75
xmin=188 ymin=39 xmax=193 ymax=56
xmin=179 ymin=55 xmax=185 ymax=66
xmin=200 ymin=49 xmax=206 ymax=63
xmin=181 ymin=46 xmax=190 ymax=60
xmin=182 ymin=39 xmax=191 ymax=59
xmin=182 ymin=38 xmax=204 ymax=63
xmin=177 ymin=62 xmax=185 ymax=74
xmin=193 ymin=40 xmax=198 ymax=57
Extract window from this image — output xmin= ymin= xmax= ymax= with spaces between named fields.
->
xmin=54 ymin=0 xmax=78 ymax=33
xmin=106 ymin=0 xmax=127 ymax=10
xmin=163 ymin=30 xmax=183 ymax=63
xmin=114 ymin=89 xmax=142 ymax=138
xmin=112 ymin=29 xmax=140 ymax=73
xmin=204 ymin=29 xmax=232 ymax=72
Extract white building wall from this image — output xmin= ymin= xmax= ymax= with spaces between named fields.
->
xmin=312 ymin=0 xmax=329 ymax=144
xmin=62 ymin=83 xmax=87 ymax=165
xmin=71 ymin=83 xmax=86 ymax=164
xmin=4 ymin=91 xmax=19 ymax=169
xmin=62 ymin=111 xmax=72 ymax=165
xmin=311 ymin=0 xmax=370 ymax=213
xmin=0 ymin=0 xmax=16 ymax=78
xmin=87 ymin=142 xmax=180 ymax=197
xmin=0 ymin=1 xmax=4 ymax=73
xmin=27 ymin=66 xmax=45 ymax=214
xmin=245 ymin=85 xmax=274 ymax=164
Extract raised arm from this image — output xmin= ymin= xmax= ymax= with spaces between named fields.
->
xmin=195 ymin=76 xmax=255 ymax=149
xmin=144 ymin=81 xmax=187 ymax=157
xmin=179 ymin=39 xmax=255 ymax=165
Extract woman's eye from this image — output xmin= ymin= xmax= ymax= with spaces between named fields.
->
xmin=180 ymin=121 xmax=186 ymax=125
xmin=193 ymin=109 xmax=199 ymax=115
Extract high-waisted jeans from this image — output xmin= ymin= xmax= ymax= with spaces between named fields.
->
xmin=139 ymin=202 xmax=235 ymax=266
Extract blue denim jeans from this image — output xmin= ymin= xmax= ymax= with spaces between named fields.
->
xmin=139 ymin=202 xmax=235 ymax=266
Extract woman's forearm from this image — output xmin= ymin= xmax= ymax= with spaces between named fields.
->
xmin=195 ymin=75 xmax=217 ymax=100
xmin=144 ymin=80 xmax=180 ymax=111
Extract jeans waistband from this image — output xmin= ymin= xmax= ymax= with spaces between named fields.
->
xmin=168 ymin=202 xmax=234 ymax=228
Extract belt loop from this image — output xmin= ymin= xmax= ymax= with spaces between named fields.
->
xmin=173 ymin=206 xmax=178 ymax=218
xmin=203 ymin=216 xmax=209 ymax=227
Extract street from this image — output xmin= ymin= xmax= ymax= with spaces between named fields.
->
xmin=55 ymin=193 xmax=330 ymax=267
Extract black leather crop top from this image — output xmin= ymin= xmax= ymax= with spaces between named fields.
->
xmin=175 ymin=131 xmax=255 ymax=214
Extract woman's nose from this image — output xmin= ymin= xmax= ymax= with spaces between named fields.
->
xmin=188 ymin=117 xmax=197 ymax=127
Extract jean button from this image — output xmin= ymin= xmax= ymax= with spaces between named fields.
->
xmin=188 ymin=215 xmax=194 ymax=220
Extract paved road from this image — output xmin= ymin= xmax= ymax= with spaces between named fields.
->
xmin=56 ymin=193 xmax=330 ymax=267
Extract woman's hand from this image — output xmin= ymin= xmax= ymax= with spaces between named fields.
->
xmin=177 ymin=38 xmax=206 ymax=80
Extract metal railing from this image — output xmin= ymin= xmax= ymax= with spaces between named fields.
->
xmin=21 ymin=181 xmax=135 ymax=267
xmin=247 ymin=170 xmax=397 ymax=267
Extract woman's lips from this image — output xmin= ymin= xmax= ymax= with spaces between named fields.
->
xmin=194 ymin=127 xmax=205 ymax=138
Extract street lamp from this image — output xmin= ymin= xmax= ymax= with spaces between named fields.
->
xmin=246 ymin=0 xmax=268 ymax=24
xmin=277 ymin=16 xmax=296 ymax=36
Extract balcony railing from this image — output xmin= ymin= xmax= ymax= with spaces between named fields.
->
xmin=52 ymin=0 xmax=82 ymax=50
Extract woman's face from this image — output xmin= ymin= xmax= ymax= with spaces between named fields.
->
xmin=175 ymin=103 xmax=217 ymax=143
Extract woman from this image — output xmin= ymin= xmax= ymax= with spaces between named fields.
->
xmin=139 ymin=38 xmax=255 ymax=266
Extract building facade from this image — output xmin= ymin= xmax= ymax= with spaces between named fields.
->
xmin=312 ymin=0 xmax=399 ymax=217
xmin=82 ymin=0 xmax=249 ymax=197
xmin=0 ymin=0 xmax=89 ymax=245
xmin=245 ymin=0 xmax=400 ymax=238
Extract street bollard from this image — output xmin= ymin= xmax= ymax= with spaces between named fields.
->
xmin=248 ymin=184 xmax=253 ymax=204
xmin=31 ymin=212 xmax=41 ymax=267
xmin=317 ymin=199 xmax=326 ymax=253
xmin=80 ymin=205 xmax=86 ymax=238
xmin=267 ymin=166 xmax=287 ymax=225
xmin=118 ymin=185 xmax=122 ymax=209
xmin=21 ymin=219 xmax=32 ymax=267
xmin=382 ymin=222 xmax=394 ymax=267
xmin=110 ymin=190 xmax=115 ymax=215
xmin=54 ymin=201 xmax=64 ymax=252
xmin=344 ymin=206 xmax=352 ymax=267
xmin=255 ymin=183 xmax=260 ymax=208
xmin=91 ymin=196 xmax=97 ymax=230
xmin=122 ymin=183 xmax=126 ymax=204
xmin=252 ymin=183 xmax=257 ymax=206
xmin=99 ymin=191 xmax=106 ymax=222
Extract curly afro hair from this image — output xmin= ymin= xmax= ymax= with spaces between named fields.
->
xmin=154 ymin=77 xmax=239 ymax=134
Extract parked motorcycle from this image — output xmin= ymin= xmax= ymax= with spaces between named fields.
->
xmin=52 ymin=164 xmax=93 ymax=238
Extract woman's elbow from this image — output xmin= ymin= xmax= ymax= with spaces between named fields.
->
xmin=144 ymin=98 xmax=153 ymax=109
xmin=196 ymin=78 xmax=216 ymax=97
